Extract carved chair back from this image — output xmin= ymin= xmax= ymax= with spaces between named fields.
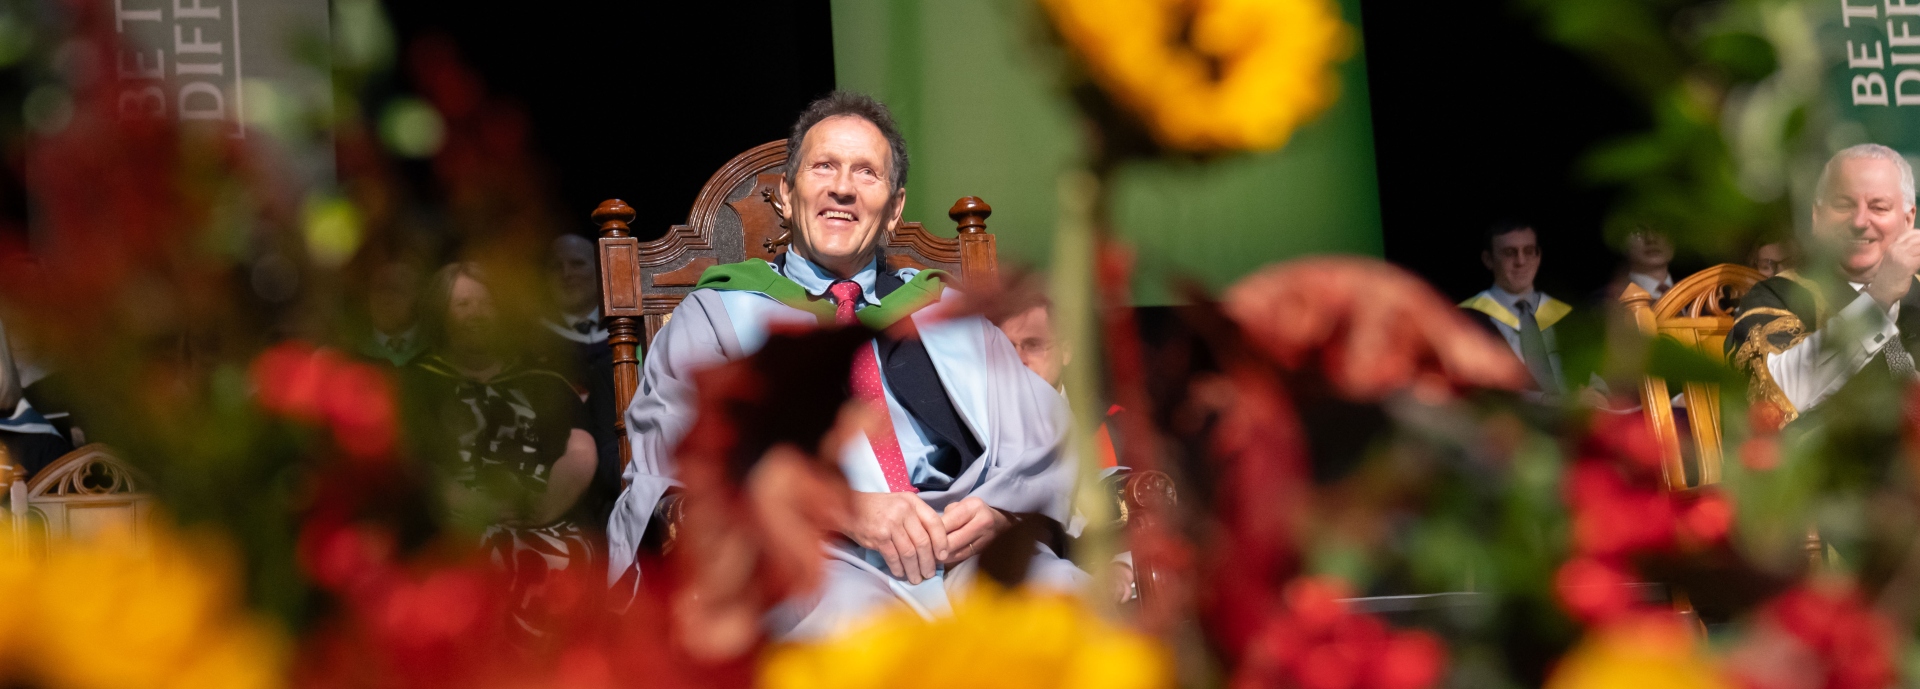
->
xmin=1620 ymin=264 xmax=1766 ymax=490
xmin=5 ymin=444 xmax=156 ymax=556
xmin=591 ymin=139 xmax=998 ymax=470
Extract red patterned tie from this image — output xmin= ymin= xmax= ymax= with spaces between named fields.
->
xmin=829 ymin=281 xmax=916 ymax=493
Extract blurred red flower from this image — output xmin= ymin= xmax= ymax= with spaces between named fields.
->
xmin=1235 ymin=577 xmax=1448 ymax=689
xmin=250 ymin=341 xmax=398 ymax=463
xmin=1222 ymin=257 xmax=1530 ymax=402
xmin=1555 ymin=557 xmax=1638 ymax=624
xmin=1729 ymin=583 xmax=1897 ymax=689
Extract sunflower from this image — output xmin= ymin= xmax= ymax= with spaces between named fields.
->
xmin=0 ymin=526 xmax=287 ymax=689
xmin=760 ymin=583 xmax=1170 ymax=689
xmin=1040 ymin=0 xmax=1353 ymax=153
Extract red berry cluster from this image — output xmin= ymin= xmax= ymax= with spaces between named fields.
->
xmin=1730 ymin=583 xmax=1897 ymax=689
xmin=250 ymin=341 xmax=400 ymax=464
xmin=1235 ymin=577 xmax=1448 ymax=689
xmin=1557 ymin=414 xmax=1732 ymax=623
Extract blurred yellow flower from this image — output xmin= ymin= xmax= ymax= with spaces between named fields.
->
xmin=760 ymin=583 xmax=1170 ymax=689
xmin=0 ymin=526 xmax=286 ymax=689
xmin=1546 ymin=615 xmax=1730 ymax=689
xmin=1040 ymin=0 xmax=1352 ymax=153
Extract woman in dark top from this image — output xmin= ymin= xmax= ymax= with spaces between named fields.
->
xmin=401 ymin=262 xmax=598 ymax=630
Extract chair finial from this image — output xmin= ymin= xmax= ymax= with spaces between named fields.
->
xmin=593 ymin=199 xmax=637 ymax=238
xmin=949 ymin=196 xmax=992 ymax=234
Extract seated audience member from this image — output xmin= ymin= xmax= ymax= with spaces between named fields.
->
xmin=608 ymin=91 xmax=1081 ymax=639
xmin=0 ymin=318 xmax=72 ymax=476
xmin=533 ymin=233 xmax=626 ymax=535
xmin=358 ymin=261 xmax=429 ymax=367
xmin=1750 ymin=236 xmax=1800 ymax=279
xmin=1729 ymin=144 xmax=1920 ymax=427
xmin=996 ymin=299 xmax=1142 ymax=604
xmin=539 ymin=234 xmax=609 ymax=357
xmin=1614 ymin=227 xmax=1679 ymax=302
xmin=1461 ymin=222 xmax=1574 ymax=401
xmin=997 ymin=300 xmax=1119 ymax=468
xmin=399 ymin=262 xmax=600 ymax=630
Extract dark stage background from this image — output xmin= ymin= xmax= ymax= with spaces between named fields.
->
xmin=383 ymin=0 xmax=838 ymax=243
xmin=1360 ymin=0 xmax=1651 ymax=303
xmin=385 ymin=0 xmax=1648 ymax=305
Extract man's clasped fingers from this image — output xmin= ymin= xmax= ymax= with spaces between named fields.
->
xmin=939 ymin=497 xmax=1010 ymax=565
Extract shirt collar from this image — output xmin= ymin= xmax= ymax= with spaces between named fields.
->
xmin=558 ymin=307 xmax=601 ymax=326
xmin=1488 ymin=285 xmax=1540 ymax=311
xmin=1628 ymin=271 xmax=1672 ymax=293
xmin=375 ymin=325 xmax=418 ymax=349
xmin=782 ymin=250 xmax=880 ymax=305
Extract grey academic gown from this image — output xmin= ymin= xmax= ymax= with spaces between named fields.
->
xmin=605 ymin=274 xmax=1085 ymax=639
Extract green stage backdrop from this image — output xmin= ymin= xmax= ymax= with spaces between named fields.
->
xmin=829 ymin=0 xmax=1385 ymax=305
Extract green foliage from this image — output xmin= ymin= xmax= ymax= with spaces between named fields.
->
xmin=1516 ymin=0 xmax=1822 ymax=256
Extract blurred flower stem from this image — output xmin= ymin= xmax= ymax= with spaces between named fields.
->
xmin=1051 ymin=170 xmax=1117 ymax=605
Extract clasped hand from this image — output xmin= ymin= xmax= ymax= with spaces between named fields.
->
xmin=841 ymin=493 xmax=1009 ymax=584
xmin=1868 ymin=229 xmax=1920 ymax=306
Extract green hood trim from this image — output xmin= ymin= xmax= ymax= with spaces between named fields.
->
xmin=693 ymin=258 xmax=950 ymax=330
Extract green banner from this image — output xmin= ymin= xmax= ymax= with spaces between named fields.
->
xmin=829 ymin=0 xmax=1384 ymax=305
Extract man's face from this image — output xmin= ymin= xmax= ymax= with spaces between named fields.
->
xmin=1482 ymin=229 xmax=1540 ymax=295
xmin=1754 ymin=243 xmax=1788 ymax=278
xmin=368 ymin=263 xmax=420 ymax=334
xmin=447 ymin=274 xmax=499 ymax=352
xmin=999 ymin=305 xmax=1068 ymax=388
xmin=547 ymin=235 xmax=597 ymax=313
xmin=1625 ymin=231 xmax=1674 ymax=272
xmin=780 ymin=115 xmax=905 ymax=278
xmin=1812 ymin=156 xmax=1917 ymax=281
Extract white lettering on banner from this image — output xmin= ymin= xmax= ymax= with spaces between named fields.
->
xmin=178 ymin=81 xmax=223 ymax=120
xmin=113 ymin=0 xmax=160 ymax=31
xmin=1853 ymin=41 xmax=1887 ymax=68
xmin=173 ymin=0 xmax=219 ymax=20
xmin=119 ymin=86 xmax=164 ymax=119
xmin=1897 ymin=70 xmax=1920 ymax=104
xmin=111 ymin=0 xmax=243 ymax=135
xmin=1857 ymin=72 xmax=1891 ymax=105
xmin=1840 ymin=0 xmax=1920 ymax=107
xmin=173 ymin=24 xmax=221 ymax=55
xmin=118 ymin=49 xmax=163 ymax=79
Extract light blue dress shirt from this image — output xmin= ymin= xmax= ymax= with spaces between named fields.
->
xmin=778 ymin=251 xmax=958 ymax=491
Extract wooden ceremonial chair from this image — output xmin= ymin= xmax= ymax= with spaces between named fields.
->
xmin=2 ymin=444 xmax=156 ymax=556
xmin=1619 ymin=264 xmax=1766 ymax=490
xmin=590 ymin=139 xmax=999 ymax=472
xmin=590 ymin=140 xmax=1177 ymax=599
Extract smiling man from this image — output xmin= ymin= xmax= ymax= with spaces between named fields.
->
xmin=1729 ymin=143 xmax=1920 ymax=426
xmin=1461 ymin=221 xmax=1573 ymax=400
xmin=605 ymin=92 xmax=1080 ymax=639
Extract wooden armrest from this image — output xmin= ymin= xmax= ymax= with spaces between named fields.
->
xmin=1103 ymin=469 xmax=1177 ymax=527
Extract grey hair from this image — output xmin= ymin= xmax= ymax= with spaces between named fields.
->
xmin=1816 ymin=143 xmax=1917 ymax=210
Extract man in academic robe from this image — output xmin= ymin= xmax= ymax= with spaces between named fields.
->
xmin=357 ymin=262 xmax=429 ymax=368
xmin=605 ymin=92 xmax=1081 ymax=639
xmin=1728 ymin=144 xmax=1920 ymax=431
xmin=539 ymin=234 xmax=611 ymax=356
xmin=534 ymin=233 xmax=626 ymax=537
xmin=0 ymin=317 xmax=70 ymax=476
xmin=1460 ymin=221 xmax=1574 ymax=401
